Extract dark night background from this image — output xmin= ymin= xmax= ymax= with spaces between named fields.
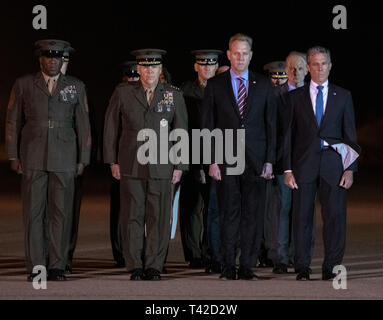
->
xmin=0 ymin=0 xmax=381 ymax=166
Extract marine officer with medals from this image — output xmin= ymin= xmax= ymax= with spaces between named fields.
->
xmin=104 ymin=49 xmax=188 ymax=280
xmin=5 ymin=39 xmax=91 ymax=281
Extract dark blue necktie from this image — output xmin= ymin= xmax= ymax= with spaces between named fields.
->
xmin=316 ymin=85 xmax=324 ymax=148
xmin=316 ymin=85 xmax=324 ymax=125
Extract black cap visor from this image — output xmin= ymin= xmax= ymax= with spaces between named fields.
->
xmin=41 ymin=50 xmax=64 ymax=58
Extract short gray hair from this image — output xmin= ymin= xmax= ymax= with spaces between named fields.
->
xmin=229 ymin=33 xmax=253 ymax=50
xmin=286 ymin=51 xmax=307 ymax=64
xmin=307 ymin=46 xmax=331 ymax=64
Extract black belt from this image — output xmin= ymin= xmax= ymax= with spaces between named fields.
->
xmin=27 ymin=120 xmax=73 ymax=128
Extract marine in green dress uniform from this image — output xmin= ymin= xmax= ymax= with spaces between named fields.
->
xmin=104 ymin=49 xmax=188 ymax=280
xmin=5 ymin=39 xmax=91 ymax=281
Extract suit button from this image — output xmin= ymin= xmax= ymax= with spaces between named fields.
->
xmin=241 ymin=124 xmax=245 ymax=128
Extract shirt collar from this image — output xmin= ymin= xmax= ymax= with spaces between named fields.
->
xmin=230 ymin=68 xmax=249 ymax=81
xmin=310 ymin=79 xmax=328 ymax=91
xmin=41 ymin=71 xmax=60 ymax=84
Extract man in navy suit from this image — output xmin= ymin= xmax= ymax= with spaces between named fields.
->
xmin=202 ymin=33 xmax=277 ymax=280
xmin=284 ymin=46 xmax=358 ymax=281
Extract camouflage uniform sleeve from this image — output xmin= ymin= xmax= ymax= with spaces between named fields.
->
xmin=172 ymin=90 xmax=189 ymax=172
xmin=75 ymin=82 xmax=92 ymax=166
xmin=5 ymin=79 xmax=24 ymax=160
xmin=103 ymin=87 xmax=122 ymax=164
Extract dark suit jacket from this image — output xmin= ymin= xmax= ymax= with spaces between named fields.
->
xmin=201 ymin=70 xmax=277 ymax=175
xmin=6 ymin=72 xmax=91 ymax=172
xmin=283 ymin=82 xmax=358 ymax=184
xmin=103 ymin=81 xmax=188 ymax=179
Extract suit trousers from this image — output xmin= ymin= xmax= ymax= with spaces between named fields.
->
xmin=207 ymin=180 xmax=222 ymax=263
xmin=217 ymin=167 xmax=266 ymax=269
xmin=22 ymin=170 xmax=75 ymax=273
xmin=293 ymin=151 xmax=347 ymax=273
xmin=120 ymin=177 xmax=172 ymax=272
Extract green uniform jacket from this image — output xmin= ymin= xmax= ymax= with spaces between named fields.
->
xmin=103 ymin=81 xmax=189 ymax=179
xmin=6 ymin=72 xmax=91 ymax=172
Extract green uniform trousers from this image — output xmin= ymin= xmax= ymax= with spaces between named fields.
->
xmin=120 ymin=177 xmax=172 ymax=272
xmin=22 ymin=170 xmax=75 ymax=273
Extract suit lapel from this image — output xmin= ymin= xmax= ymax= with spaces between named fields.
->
xmin=149 ymin=82 xmax=164 ymax=110
xmin=133 ymin=82 xmax=149 ymax=109
xmin=320 ymin=83 xmax=336 ymax=129
xmin=34 ymin=72 xmax=50 ymax=96
xmin=242 ymin=71 xmax=257 ymax=119
xmin=302 ymin=85 xmax=319 ymax=128
xmin=223 ymin=70 xmax=241 ymax=119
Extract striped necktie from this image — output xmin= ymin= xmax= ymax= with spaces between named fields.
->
xmin=237 ymin=77 xmax=247 ymax=118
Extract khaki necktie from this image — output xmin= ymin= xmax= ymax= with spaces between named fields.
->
xmin=47 ymin=78 xmax=55 ymax=95
xmin=146 ymin=89 xmax=153 ymax=105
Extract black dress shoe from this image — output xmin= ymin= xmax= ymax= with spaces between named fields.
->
xmin=205 ymin=261 xmax=222 ymax=274
xmin=48 ymin=269 xmax=67 ymax=281
xmin=295 ymin=267 xmax=312 ymax=274
xmin=144 ymin=268 xmax=161 ymax=281
xmin=322 ymin=270 xmax=336 ymax=281
xmin=27 ymin=273 xmax=40 ymax=282
xmin=189 ymin=258 xmax=204 ymax=269
xmin=272 ymin=264 xmax=288 ymax=274
xmin=258 ymin=258 xmax=274 ymax=268
xmin=219 ymin=266 xmax=237 ymax=280
xmin=115 ymin=259 xmax=126 ymax=268
xmin=130 ymin=268 xmax=144 ymax=280
xmin=65 ymin=265 xmax=72 ymax=274
xmin=238 ymin=267 xmax=259 ymax=280
xmin=296 ymin=269 xmax=310 ymax=281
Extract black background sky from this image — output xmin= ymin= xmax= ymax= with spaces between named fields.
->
xmin=0 ymin=0 xmax=381 ymax=145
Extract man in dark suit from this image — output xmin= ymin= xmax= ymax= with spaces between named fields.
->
xmin=202 ymin=33 xmax=277 ymax=280
xmin=284 ymin=46 xmax=358 ymax=281
xmin=270 ymin=51 xmax=309 ymax=274
xmin=5 ymin=39 xmax=91 ymax=281
xmin=104 ymin=49 xmax=188 ymax=281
